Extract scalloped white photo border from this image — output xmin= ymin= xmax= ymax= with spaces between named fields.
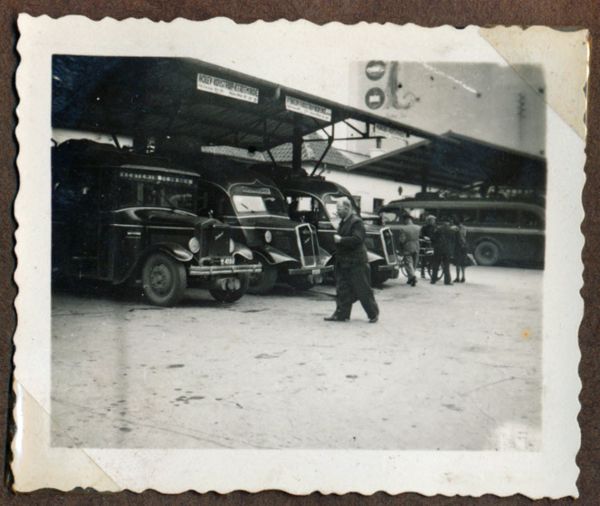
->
xmin=12 ymin=15 xmax=586 ymax=498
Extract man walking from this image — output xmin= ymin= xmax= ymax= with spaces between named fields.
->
xmin=324 ymin=198 xmax=379 ymax=323
xmin=397 ymin=212 xmax=421 ymax=286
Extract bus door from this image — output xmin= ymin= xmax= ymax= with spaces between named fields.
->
xmin=68 ymin=171 xmax=103 ymax=278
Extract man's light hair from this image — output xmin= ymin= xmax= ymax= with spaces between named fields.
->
xmin=337 ymin=197 xmax=353 ymax=210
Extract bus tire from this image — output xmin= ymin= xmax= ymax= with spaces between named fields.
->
xmin=247 ymin=256 xmax=277 ymax=294
xmin=209 ymin=274 xmax=250 ymax=303
xmin=474 ymin=240 xmax=500 ymax=267
xmin=142 ymin=252 xmax=187 ymax=306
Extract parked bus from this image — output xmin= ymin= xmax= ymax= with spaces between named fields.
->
xmin=52 ymin=140 xmax=261 ymax=306
xmin=251 ymin=166 xmax=399 ymax=286
xmin=378 ymin=197 xmax=545 ymax=267
xmin=188 ymin=158 xmax=333 ymax=293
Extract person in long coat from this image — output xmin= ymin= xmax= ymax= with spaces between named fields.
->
xmin=324 ymin=198 xmax=379 ymax=323
xmin=430 ymin=219 xmax=455 ymax=285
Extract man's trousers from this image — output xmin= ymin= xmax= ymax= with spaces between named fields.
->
xmin=335 ymin=263 xmax=379 ymax=319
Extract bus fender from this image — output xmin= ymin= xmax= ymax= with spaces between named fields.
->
xmin=318 ymin=247 xmax=332 ymax=266
xmin=156 ymin=243 xmax=194 ymax=263
xmin=262 ymin=246 xmax=297 ymax=265
xmin=367 ymin=250 xmax=385 ymax=264
xmin=232 ymin=242 xmax=254 ymax=261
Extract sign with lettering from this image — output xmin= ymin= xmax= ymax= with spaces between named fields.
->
xmin=365 ymin=60 xmax=386 ymax=81
xmin=237 ymin=186 xmax=272 ymax=196
xmin=365 ymin=87 xmax=385 ymax=109
xmin=373 ymin=123 xmax=408 ymax=140
xmin=285 ymin=96 xmax=332 ymax=122
xmin=196 ymin=73 xmax=259 ymax=103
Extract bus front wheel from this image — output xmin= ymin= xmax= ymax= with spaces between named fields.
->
xmin=248 ymin=256 xmax=277 ymax=294
xmin=474 ymin=240 xmax=500 ymax=267
xmin=142 ymin=252 xmax=187 ymax=306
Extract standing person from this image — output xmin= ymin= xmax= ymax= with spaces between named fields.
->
xmin=419 ymin=214 xmax=436 ymax=278
xmin=430 ymin=218 xmax=455 ymax=285
xmin=453 ymin=215 xmax=468 ymax=283
xmin=324 ymin=198 xmax=379 ymax=323
xmin=398 ymin=212 xmax=421 ymax=287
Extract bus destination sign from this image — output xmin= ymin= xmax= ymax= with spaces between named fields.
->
xmin=196 ymin=73 xmax=259 ymax=103
xmin=285 ymin=96 xmax=332 ymax=122
xmin=373 ymin=123 xmax=409 ymax=140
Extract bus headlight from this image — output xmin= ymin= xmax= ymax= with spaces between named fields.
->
xmin=264 ymin=230 xmax=272 ymax=243
xmin=188 ymin=236 xmax=200 ymax=254
xmin=229 ymin=238 xmax=235 ymax=253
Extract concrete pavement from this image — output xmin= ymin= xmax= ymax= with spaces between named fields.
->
xmin=51 ymin=266 xmax=542 ymax=450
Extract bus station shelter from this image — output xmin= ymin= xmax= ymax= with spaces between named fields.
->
xmin=52 ymin=55 xmax=545 ymax=192
xmin=347 ymin=131 xmax=547 ymax=192
xmin=52 ymin=55 xmax=436 ymax=173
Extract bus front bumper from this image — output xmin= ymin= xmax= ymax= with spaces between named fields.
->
xmin=287 ymin=265 xmax=334 ymax=276
xmin=189 ymin=264 xmax=262 ymax=277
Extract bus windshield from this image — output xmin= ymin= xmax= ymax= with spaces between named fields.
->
xmin=231 ymin=185 xmax=287 ymax=216
xmin=115 ymin=171 xmax=197 ymax=213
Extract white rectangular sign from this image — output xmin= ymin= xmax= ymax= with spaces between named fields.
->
xmin=373 ymin=123 xmax=409 ymax=140
xmin=285 ymin=95 xmax=332 ymax=121
xmin=196 ymin=73 xmax=259 ymax=103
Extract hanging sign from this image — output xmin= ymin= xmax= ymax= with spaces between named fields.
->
xmin=196 ymin=73 xmax=259 ymax=103
xmin=365 ymin=60 xmax=386 ymax=81
xmin=285 ymin=96 xmax=332 ymax=122
xmin=373 ymin=123 xmax=409 ymax=140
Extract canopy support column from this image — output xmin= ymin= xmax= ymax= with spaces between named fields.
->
xmin=421 ymin=166 xmax=429 ymax=194
xmin=292 ymin=118 xmax=303 ymax=172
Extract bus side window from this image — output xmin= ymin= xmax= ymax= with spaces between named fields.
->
xmin=288 ymin=196 xmax=314 ymax=222
xmin=458 ymin=209 xmax=477 ymax=224
xmin=380 ymin=212 xmax=399 ymax=224
xmin=521 ymin=211 xmax=543 ymax=229
xmin=480 ymin=209 xmax=518 ymax=226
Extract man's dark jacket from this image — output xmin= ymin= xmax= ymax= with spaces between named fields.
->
xmin=431 ymin=223 xmax=456 ymax=256
xmin=335 ymin=213 xmax=369 ymax=267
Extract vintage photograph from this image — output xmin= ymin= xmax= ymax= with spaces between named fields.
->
xmin=13 ymin=16 xmax=585 ymax=496
xmin=50 ymin=55 xmax=545 ymax=451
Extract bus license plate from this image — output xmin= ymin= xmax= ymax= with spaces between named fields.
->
xmin=312 ymin=269 xmax=321 ymax=275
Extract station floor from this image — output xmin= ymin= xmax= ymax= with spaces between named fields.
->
xmin=51 ymin=266 xmax=542 ymax=450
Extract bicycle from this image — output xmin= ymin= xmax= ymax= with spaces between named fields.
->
xmin=400 ymin=237 xmax=434 ymax=280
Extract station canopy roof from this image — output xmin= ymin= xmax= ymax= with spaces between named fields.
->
xmin=347 ymin=131 xmax=547 ymax=190
xmin=52 ymin=55 xmax=438 ymax=153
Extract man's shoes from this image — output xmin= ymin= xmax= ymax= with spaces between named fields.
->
xmin=444 ymin=281 xmax=453 ymax=285
xmin=409 ymin=277 xmax=417 ymax=287
xmin=368 ymin=314 xmax=379 ymax=323
xmin=324 ymin=314 xmax=349 ymax=322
